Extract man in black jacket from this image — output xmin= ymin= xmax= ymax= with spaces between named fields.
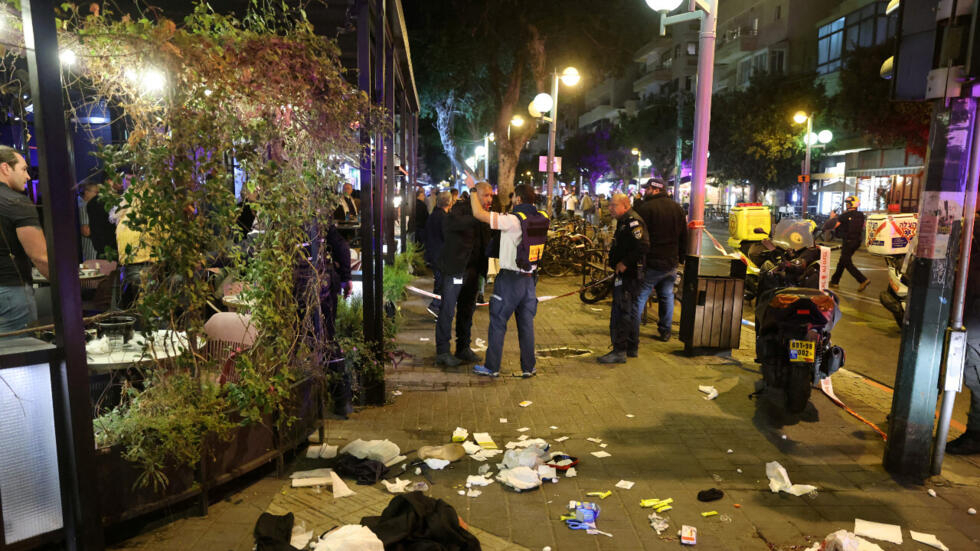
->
xmin=599 ymin=193 xmax=650 ymax=364
xmin=434 ymin=183 xmax=490 ymax=367
xmin=829 ymin=195 xmax=870 ymax=291
xmin=424 ymin=191 xmax=451 ymax=317
xmin=634 ymin=178 xmax=688 ymax=342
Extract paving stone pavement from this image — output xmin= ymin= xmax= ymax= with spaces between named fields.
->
xmin=110 ymin=274 xmax=980 ymax=550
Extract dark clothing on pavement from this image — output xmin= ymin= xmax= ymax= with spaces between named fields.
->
xmin=831 ymin=209 xmax=867 ymax=285
xmin=86 ymin=196 xmax=117 ymax=259
xmin=485 ymin=269 xmax=538 ymax=373
xmin=361 ymin=492 xmax=480 ymax=551
xmin=609 ymin=210 xmax=649 ymax=352
xmin=634 ymin=193 xmax=687 ymax=272
xmin=0 ymin=184 xmax=38 ymax=286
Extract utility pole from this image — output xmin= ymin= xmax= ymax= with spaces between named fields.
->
xmin=673 ymin=91 xmax=683 ymax=201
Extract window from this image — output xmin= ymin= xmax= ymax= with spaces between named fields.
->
xmin=687 ymin=42 xmax=697 ymax=56
xmin=817 ymin=17 xmax=844 ymax=74
xmin=737 ymin=58 xmax=752 ymax=87
xmin=775 ymin=4 xmax=781 ymax=20
xmin=770 ymin=50 xmax=785 ymax=74
xmin=842 ymin=1 xmax=898 ymax=54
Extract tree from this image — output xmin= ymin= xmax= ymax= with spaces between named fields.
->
xmin=405 ymin=0 xmax=655 ymax=208
xmin=833 ymin=43 xmax=931 ymax=158
xmin=617 ymin=92 xmax=694 ymax=181
xmin=561 ymin=127 xmax=614 ymax=193
xmin=709 ymin=73 xmax=828 ymax=195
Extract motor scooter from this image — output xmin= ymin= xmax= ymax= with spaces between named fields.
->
xmin=754 ymin=220 xmax=845 ymax=413
xmin=879 ymin=238 xmax=915 ymax=328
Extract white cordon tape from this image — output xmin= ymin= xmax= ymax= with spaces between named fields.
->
xmin=701 ymin=227 xmax=740 ymax=259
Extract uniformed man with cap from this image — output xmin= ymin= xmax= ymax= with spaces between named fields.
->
xmin=599 ymin=193 xmax=650 ymax=364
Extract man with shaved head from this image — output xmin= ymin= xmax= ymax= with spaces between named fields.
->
xmin=599 ymin=193 xmax=649 ymax=364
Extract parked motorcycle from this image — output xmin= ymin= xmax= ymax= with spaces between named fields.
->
xmin=737 ymin=220 xmax=817 ymax=301
xmin=754 ymin=220 xmax=845 ymax=413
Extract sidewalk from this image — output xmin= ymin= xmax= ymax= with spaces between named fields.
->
xmin=111 ymin=274 xmax=980 ymax=550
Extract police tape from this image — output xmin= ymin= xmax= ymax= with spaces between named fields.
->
xmin=405 ymin=274 xmax=616 ymax=305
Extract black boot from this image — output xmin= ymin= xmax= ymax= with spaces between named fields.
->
xmin=946 ymin=430 xmax=980 ymax=455
xmin=597 ymin=350 xmax=627 ymax=364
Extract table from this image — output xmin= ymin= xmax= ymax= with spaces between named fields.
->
xmin=86 ymin=330 xmax=191 ymax=373
xmin=32 ymin=272 xmax=107 ymax=285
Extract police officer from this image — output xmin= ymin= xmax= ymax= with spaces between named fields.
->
xmin=829 ymin=195 xmax=869 ymax=291
xmin=468 ymin=183 xmax=547 ymax=377
xmin=599 ymin=193 xmax=650 ymax=364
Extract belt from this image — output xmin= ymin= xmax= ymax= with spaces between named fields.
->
xmin=500 ymin=268 xmax=535 ymax=277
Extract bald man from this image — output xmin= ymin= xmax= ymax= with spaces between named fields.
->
xmin=599 ymin=193 xmax=649 ymax=364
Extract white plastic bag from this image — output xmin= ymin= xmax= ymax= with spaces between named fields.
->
xmin=313 ymin=524 xmax=383 ymax=551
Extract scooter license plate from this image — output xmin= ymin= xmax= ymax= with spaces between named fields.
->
xmin=789 ymin=340 xmax=815 ymax=363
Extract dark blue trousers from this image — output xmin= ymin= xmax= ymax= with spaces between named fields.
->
xmin=436 ymin=268 xmax=478 ymax=355
xmin=485 ymin=270 xmax=538 ymax=374
xmin=610 ymin=275 xmax=640 ymax=353
xmin=429 ymin=269 xmax=443 ymax=312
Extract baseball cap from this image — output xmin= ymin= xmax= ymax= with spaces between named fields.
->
xmin=642 ymin=178 xmax=665 ymax=191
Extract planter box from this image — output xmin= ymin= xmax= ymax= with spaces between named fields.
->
xmin=202 ymin=413 xmax=276 ymax=487
xmin=277 ymin=378 xmax=320 ymax=451
xmin=95 ymin=445 xmax=198 ymax=525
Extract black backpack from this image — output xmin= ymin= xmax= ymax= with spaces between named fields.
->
xmin=515 ymin=208 xmax=550 ymax=272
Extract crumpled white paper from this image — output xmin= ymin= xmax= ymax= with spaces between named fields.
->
xmin=423 ymin=458 xmax=450 ymax=470
xmin=313 ymin=525 xmax=383 ymax=551
xmin=853 ymin=519 xmax=902 ymax=545
xmin=615 ymin=480 xmax=635 ymax=490
xmin=290 ymin=523 xmax=313 ymax=549
xmin=466 ymin=474 xmax=494 ymax=487
xmin=909 ymin=530 xmax=949 ymax=551
xmin=290 ymin=468 xmax=334 ymax=479
xmin=341 ymin=439 xmax=401 ymax=465
xmin=803 ymin=529 xmax=884 ymax=551
xmin=765 ymin=461 xmax=817 ymax=496
xmin=305 ymin=443 xmax=339 ymax=459
xmin=501 ymin=444 xmax=549 ymax=469
xmin=648 ymin=513 xmax=669 ymax=535
xmin=330 ymin=471 xmax=355 ymax=498
xmin=698 ymin=385 xmax=719 ymax=400
xmin=381 ymin=477 xmax=412 ymax=494
xmin=496 ymin=466 xmax=541 ymax=490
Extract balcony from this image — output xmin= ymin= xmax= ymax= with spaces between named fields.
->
xmin=633 ymin=67 xmax=673 ymax=93
xmin=578 ymin=104 xmax=620 ymax=129
xmin=715 ymin=26 xmax=758 ymax=64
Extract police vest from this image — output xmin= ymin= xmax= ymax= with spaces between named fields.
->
xmin=515 ymin=207 xmax=550 ymax=272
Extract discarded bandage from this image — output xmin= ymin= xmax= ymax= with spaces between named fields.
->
xmin=766 ymin=461 xmax=817 ymax=496
xmin=698 ymin=385 xmax=719 ymax=400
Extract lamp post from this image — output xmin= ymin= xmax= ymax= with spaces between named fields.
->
xmin=646 ymin=0 xmax=716 ymax=257
xmin=793 ymin=111 xmax=833 ymax=217
xmin=631 ymin=147 xmax=642 ymax=183
xmin=533 ymin=66 xmax=580 ymax=215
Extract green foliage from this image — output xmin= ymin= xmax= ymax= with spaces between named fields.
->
xmin=616 ymin=92 xmax=695 ymax=181
xmin=383 ymin=241 xmax=421 ymax=303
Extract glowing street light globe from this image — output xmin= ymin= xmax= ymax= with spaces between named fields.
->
xmin=510 ymin=115 xmax=525 ymax=127
xmin=804 ymin=132 xmax=819 ymax=145
xmin=818 ymin=130 xmax=833 ymax=144
xmin=528 ymin=101 xmax=542 ymax=118
xmin=532 ymin=92 xmax=554 ymax=114
xmin=793 ymin=111 xmax=809 ymax=125
xmin=645 ymin=0 xmax=684 ymax=12
xmin=631 ymin=148 xmax=640 ymax=156
xmin=560 ymin=67 xmax=581 ymax=86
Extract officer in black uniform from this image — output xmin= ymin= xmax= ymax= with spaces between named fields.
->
xmin=829 ymin=195 xmax=869 ymax=291
xmin=599 ymin=193 xmax=650 ymax=364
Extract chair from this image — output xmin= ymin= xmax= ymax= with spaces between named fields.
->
xmin=203 ymin=312 xmax=258 ymax=384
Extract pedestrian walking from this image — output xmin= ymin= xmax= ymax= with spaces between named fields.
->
xmin=946 ymin=206 xmax=980 ymax=455
xmin=580 ymin=192 xmax=595 ymax=225
xmin=829 ymin=196 xmax=870 ymax=291
xmin=598 ymin=193 xmax=649 ymax=364
xmin=633 ymin=178 xmax=687 ymax=342
xmin=425 ymin=191 xmax=452 ymax=318
xmin=468 ymin=183 xmax=549 ymax=377
xmin=434 ymin=184 xmax=489 ymax=367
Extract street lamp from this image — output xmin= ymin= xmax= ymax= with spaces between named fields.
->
xmin=631 ymin=148 xmax=642 ymax=181
xmin=792 ymin=112 xmax=833 ymax=216
xmin=645 ymin=0 xmax=717 ymax=257
xmin=531 ymin=66 xmax=580 ymax=215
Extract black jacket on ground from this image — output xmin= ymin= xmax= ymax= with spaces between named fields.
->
xmin=361 ymin=492 xmax=481 ymax=551
xmin=609 ymin=209 xmax=650 ymax=279
xmin=437 ymin=201 xmax=488 ymax=276
xmin=634 ymin=193 xmax=688 ymax=271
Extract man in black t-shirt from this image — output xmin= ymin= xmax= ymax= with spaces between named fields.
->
xmin=829 ymin=196 xmax=869 ymax=291
xmin=0 ymin=146 xmax=48 ymax=334
xmin=86 ymin=185 xmax=117 ymax=259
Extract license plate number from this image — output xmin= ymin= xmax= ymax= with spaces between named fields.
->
xmin=789 ymin=340 xmax=815 ymax=363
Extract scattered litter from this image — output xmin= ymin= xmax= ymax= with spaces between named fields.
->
xmin=457 ymin=490 xmax=465 ymax=496
xmin=473 ymin=338 xmax=487 ymax=352
xmin=697 ymin=488 xmax=723 ymax=502
xmin=291 ymin=477 xmax=333 ymax=488
xmin=329 ymin=471 xmax=355 ymax=497
xmin=518 ymin=400 xmax=533 ymax=407
xmin=291 ymin=468 xmax=335 ymax=479
xmin=306 ymin=444 xmax=339 ymax=459
xmin=505 ymin=437 xmax=548 ymax=450
xmin=452 ymin=427 xmax=469 ymax=442
xmin=542 ymin=547 xmax=551 ymax=551
xmin=499 ymin=418 xmax=508 ymax=423
xmin=555 ymin=436 xmax=569 ymax=442
xmin=469 ymin=448 xmax=503 ymax=462
xmin=640 ymin=498 xmax=672 ymax=509
xmin=381 ymin=477 xmax=412 ymax=494
xmin=615 ymin=480 xmax=635 ymax=490
xmin=461 ymin=441 xmax=481 ymax=454
xmin=419 ymin=337 xmax=430 ymax=341
xmin=591 ymin=451 xmax=611 ymax=458
xmin=698 ymin=385 xmax=718 ymax=400
xmin=766 ymin=461 xmax=817 ymax=496
xmin=549 ymin=425 xmax=559 ymax=429
xmin=566 ymin=500 xmax=600 ymax=531
xmin=680 ymin=525 xmax=697 ymax=545
xmin=781 ymin=434 xmax=788 ymax=440
xmin=518 ymin=435 xmax=530 ymax=441
xmin=736 ymin=468 xmax=743 ymax=473
xmin=909 ymin=530 xmax=949 ymax=551
xmin=701 ymin=511 xmax=718 ymax=517
xmin=586 ymin=491 xmax=612 ymax=500
xmin=648 ymin=513 xmax=669 ymax=534
xmin=718 ymin=514 xmax=733 ymax=523
xmin=538 ymin=465 xmax=558 ymax=482
xmin=927 ymin=488 xmax=937 ymax=497
xmin=419 ymin=443 xmax=466 ymax=462
xmin=626 ymin=414 xmax=635 ymax=418
xmin=517 ymin=427 xmax=530 ymax=432
xmin=733 ymin=504 xmax=741 ymax=508
xmin=312 ymin=524 xmax=383 ymax=551
xmin=466 ymin=488 xmax=482 ymax=498
xmin=290 ymin=522 xmax=313 ymax=549
xmin=586 ymin=437 xmax=603 ymax=444
xmin=565 ymin=468 xmax=577 ymax=477
xmin=804 ymin=530 xmax=884 ymax=551
xmin=546 ymin=454 xmax=578 ymax=470
xmin=341 ymin=439 xmax=403 ymax=466
xmin=409 ymin=481 xmax=429 ymax=492
xmin=414 ymin=467 xmax=422 ymax=475
xmin=423 ymin=458 xmax=450 ymax=470
xmin=726 ymin=449 xmax=733 ymax=454
xmin=478 ymin=464 xmax=491 ymax=474
xmin=711 ymin=474 xmax=723 ymax=482
xmin=465 ymin=474 xmax=494 ymax=487
xmin=587 ymin=529 xmax=613 ymax=537
xmin=496 ymin=466 xmax=542 ymax=491
xmin=473 ymin=432 xmax=498 ymax=449
xmin=970 ymin=507 xmax=977 ymax=515
xmin=590 ymin=307 xmax=602 ymax=312
xmin=854 ymin=519 xmax=902 ymax=545
xmin=392 ymin=390 xmax=403 ymax=396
